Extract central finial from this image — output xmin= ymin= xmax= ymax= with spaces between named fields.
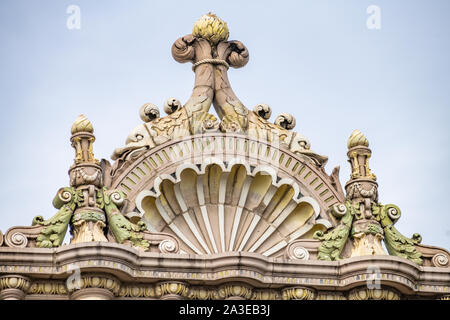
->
xmin=192 ymin=12 xmax=229 ymax=45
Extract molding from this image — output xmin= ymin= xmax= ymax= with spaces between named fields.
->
xmin=0 ymin=242 xmax=449 ymax=299
xmin=110 ymin=133 xmax=344 ymax=219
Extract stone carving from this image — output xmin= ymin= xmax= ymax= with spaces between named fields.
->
xmin=218 ymin=284 xmax=253 ymax=300
xmin=314 ymin=130 xmax=424 ymax=264
xmin=3 ymin=225 xmax=42 ymax=248
xmin=431 ymin=253 xmax=449 ymax=268
xmin=316 ymin=292 xmax=347 ymax=300
xmin=281 ymin=286 xmax=316 ymax=300
xmin=286 ymin=244 xmax=310 ymax=260
xmin=164 ymin=98 xmax=182 ymax=115
xmin=28 ymin=281 xmax=68 ymax=296
xmin=1 ymin=12 xmax=449 ymax=302
xmin=314 ymin=202 xmax=353 ymax=261
xmin=111 ymin=13 xmax=328 ymax=172
xmin=102 ymin=188 xmax=150 ymax=250
xmin=253 ymin=103 xmax=272 ymax=120
xmin=67 ymin=274 xmax=121 ymax=300
xmin=139 ymin=103 xmax=160 ymax=123
xmin=32 ymin=187 xmax=79 ymax=247
xmin=348 ymin=287 xmax=400 ymax=300
xmin=251 ymin=289 xmax=280 ymax=300
xmin=188 ymin=287 xmax=219 ymax=300
xmin=118 ymin=285 xmax=156 ymax=299
xmin=1 ymin=115 xmax=180 ymax=253
xmin=413 ymin=243 xmax=450 ymax=267
xmin=376 ymin=204 xmax=422 ymax=264
xmin=155 ymin=281 xmax=189 ymax=299
xmin=136 ymin=160 xmax=330 ymax=256
xmin=0 ymin=275 xmax=31 ymax=300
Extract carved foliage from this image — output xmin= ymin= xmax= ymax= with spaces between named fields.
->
xmin=377 ymin=204 xmax=423 ymax=265
xmin=102 ymin=188 xmax=150 ymax=251
xmin=314 ymin=202 xmax=353 ymax=261
xmin=32 ymin=187 xmax=79 ymax=248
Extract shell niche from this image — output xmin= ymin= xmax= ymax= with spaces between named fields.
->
xmin=136 ymin=159 xmax=331 ymax=256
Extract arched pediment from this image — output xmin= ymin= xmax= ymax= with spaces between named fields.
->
xmin=107 ymin=133 xmax=344 ymax=256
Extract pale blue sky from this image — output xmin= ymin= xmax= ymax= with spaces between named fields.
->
xmin=0 ymin=0 xmax=449 ymax=249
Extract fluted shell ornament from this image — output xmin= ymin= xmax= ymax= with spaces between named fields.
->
xmin=192 ymin=13 xmax=229 ymax=45
xmin=71 ymin=115 xmax=94 ymax=134
xmin=347 ymin=130 xmax=369 ymax=149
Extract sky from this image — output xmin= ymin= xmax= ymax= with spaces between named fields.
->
xmin=0 ymin=0 xmax=449 ymax=250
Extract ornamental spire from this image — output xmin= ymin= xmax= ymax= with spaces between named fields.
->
xmin=70 ymin=115 xmax=99 ymax=167
xmin=346 ymin=129 xmax=376 ymax=182
xmin=314 ymin=130 xmax=423 ymax=265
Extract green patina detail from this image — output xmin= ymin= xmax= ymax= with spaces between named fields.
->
xmin=32 ymin=187 xmax=79 ymax=248
xmin=351 ymin=223 xmax=383 ymax=237
xmin=71 ymin=210 xmax=105 ymax=223
xmin=379 ymin=204 xmax=423 ymax=265
xmin=314 ymin=201 xmax=353 ymax=261
xmin=103 ymin=188 xmax=150 ymax=250
xmin=30 ymin=185 xmax=150 ymax=251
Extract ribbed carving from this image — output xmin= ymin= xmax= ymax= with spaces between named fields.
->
xmin=67 ymin=274 xmax=120 ymax=295
xmin=281 ymin=286 xmax=315 ymax=300
xmin=348 ymin=287 xmax=400 ymax=300
xmin=155 ymin=282 xmax=189 ymax=298
xmin=137 ymin=160 xmax=331 ymax=256
xmin=29 ymin=282 xmax=67 ymax=295
xmin=118 ymin=285 xmax=156 ymax=298
xmin=251 ymin=289 xmax=280 ymax=300
xmin=0 ymin=275 xmax=31 ymax=292
xmin=188 ymin=287 xmax=219 ymax=300
xmin=347 ymin=129 xmax=369 ymax=149
xmin=218 ymin=284 xmax=253 ymax=300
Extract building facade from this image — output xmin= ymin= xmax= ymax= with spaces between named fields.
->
xmin=0 ymin=13 xmax=449 ymax=300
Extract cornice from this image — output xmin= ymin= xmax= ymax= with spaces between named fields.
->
xmin=0 ymin=242 xmax=448 ymax=297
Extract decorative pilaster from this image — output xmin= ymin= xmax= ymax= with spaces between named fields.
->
xmin=345 ymin=130 xmax=385 ymax=257
xmin=0 ymin=275 xmax=30 ymax=300
xmin=69 ymin=115 xmax=107 ymax=244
